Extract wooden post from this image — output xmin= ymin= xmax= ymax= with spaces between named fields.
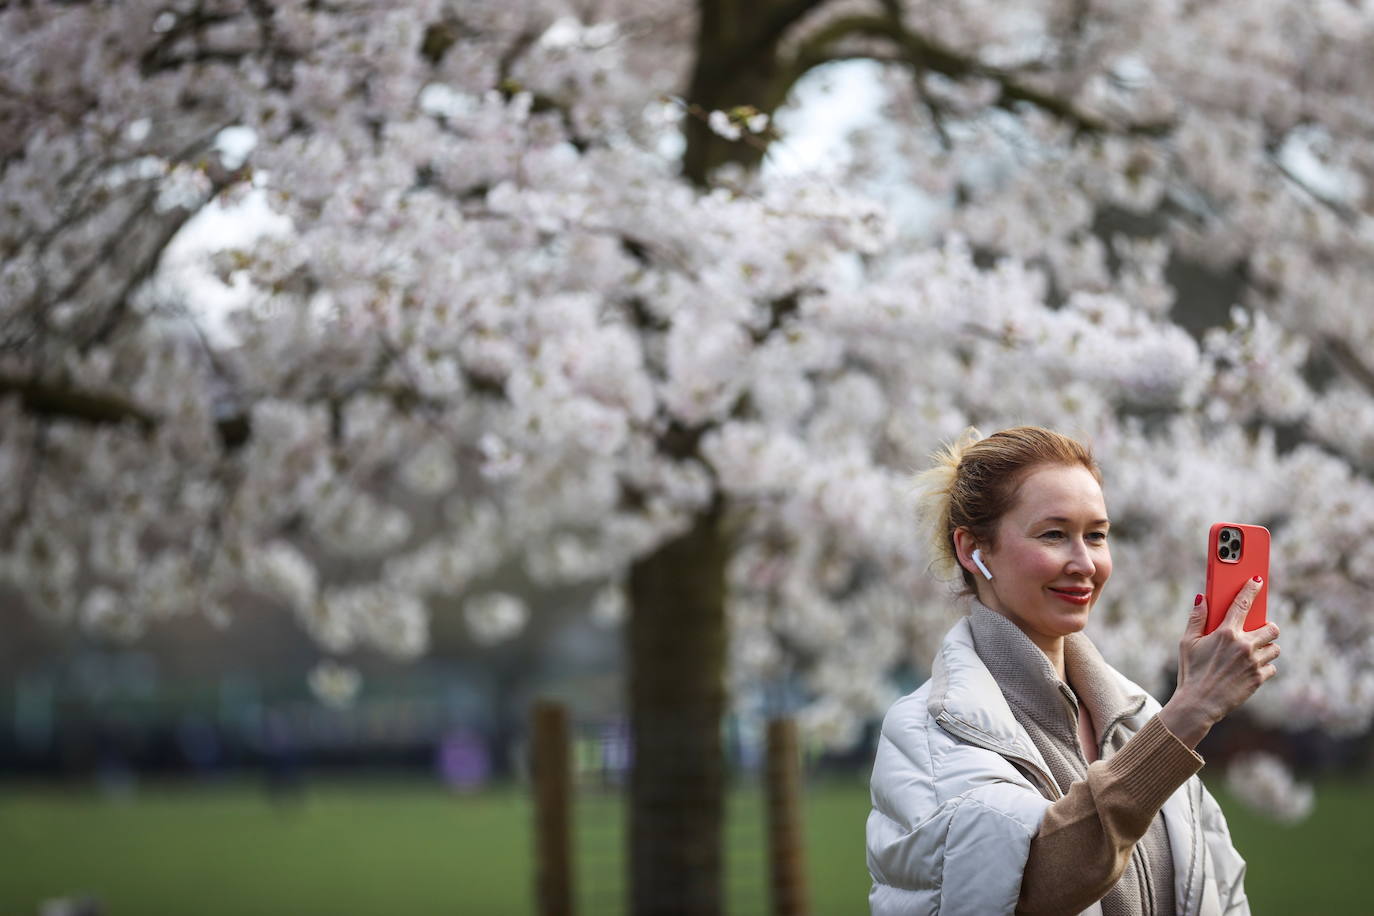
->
xmin=765 ymin=717 xmax=810 ymax=916
xmin=532 ymin=700 xmax=574 ymax=916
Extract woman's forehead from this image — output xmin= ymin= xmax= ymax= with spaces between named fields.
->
xmin=1008 ymin=464 xmax=1108 ymax=519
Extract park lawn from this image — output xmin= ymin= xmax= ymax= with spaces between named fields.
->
xmin=1203 ymin=780 xmax=1373 ymax=914
xmin=0 ymin=780 xmax=533 ymax=916
xmin=0 ymin=776 xmax=1369 ymax=914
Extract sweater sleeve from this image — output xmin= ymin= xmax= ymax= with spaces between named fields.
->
xmin=1016 ymin=715 xmax=1204 ymax=916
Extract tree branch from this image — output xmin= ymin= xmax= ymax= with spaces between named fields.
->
xmin=0 ymin=375 xmax=157 ymax=433
xmin=718 ymin=0 xmax=832 ymax=71
xmin=0 ymin=356 xmax=494 ymax=455
xmin=784 ymin=14 xmax=1174 ymax=138
xmin=1271 ymin=150 xmax=1359 ymax=225
xmin=83 ymin=159 xmax=253 ymax=352
xmin=1322 ymin=335 xmax=1374 ymax=398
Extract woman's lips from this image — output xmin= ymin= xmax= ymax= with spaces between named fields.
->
xmin=1049 ymin=587 xmax=1093 ymax=605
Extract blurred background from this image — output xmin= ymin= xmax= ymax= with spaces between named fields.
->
xmin=3 ymin=580 xmax=1370 ymax=914
xmin=4 ymin=1 xmax=1374 ymax=914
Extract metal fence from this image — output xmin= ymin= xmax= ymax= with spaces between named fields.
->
xmin=531 ymin=701 xmax=810 ymax=916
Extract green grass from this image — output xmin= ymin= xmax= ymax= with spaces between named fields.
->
xmin=0 ymin=780 xmax=533 ymax=916
xmin=1205 ymin=781 xmax=1373 ymax=914
xmin=0 ymin=775 xmax=1368 ymax=914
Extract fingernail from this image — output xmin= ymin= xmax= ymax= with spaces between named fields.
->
xmin=1252 ymin=576 xmax=1263 ymax=583
xmin=1194 ymin=593 xmax=1203 ymax=607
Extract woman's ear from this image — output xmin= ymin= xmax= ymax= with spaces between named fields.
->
xmin=952 ymin=527 xmax=981 ymax=579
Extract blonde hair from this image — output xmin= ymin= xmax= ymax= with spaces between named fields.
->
xmin=914 ymin=426 xmax=1102 ymax=592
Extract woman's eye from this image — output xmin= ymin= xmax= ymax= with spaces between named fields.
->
xmin=1040 ymin=530 xmax=1108 ymax=542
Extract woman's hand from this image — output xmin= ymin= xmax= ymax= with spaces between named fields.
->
xmin=1158 ymin=577 xmax=1281 ymax=749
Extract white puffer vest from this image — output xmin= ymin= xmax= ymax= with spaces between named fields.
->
xmin=867 ymin=617 xmax=1250 ymax=915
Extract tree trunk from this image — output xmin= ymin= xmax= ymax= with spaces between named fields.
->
xmin=622 ymin=5 xmax=830 ymax=910
xmin=682 ymin=20 xmax=786 ymax=185
xmin=627 ymin=503 xmax=729 ymax=915
xmin=682 ymin=1 xmax=829 ymax=187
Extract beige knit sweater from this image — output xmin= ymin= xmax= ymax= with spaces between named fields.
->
xmin=967 ymin=602 xmax=1205 ymax=915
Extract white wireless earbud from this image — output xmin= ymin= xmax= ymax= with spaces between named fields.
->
xmin=971 ymin=548 xmax=993 ymax=581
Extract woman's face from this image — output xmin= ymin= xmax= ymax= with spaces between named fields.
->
xmin=973 ymin=463 xmax=1112 ymax=651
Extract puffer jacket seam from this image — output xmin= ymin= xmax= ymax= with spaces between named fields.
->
xmin=932 ymin=797 xmax=956 ymax=914
xmin=931 ymin=792 xmax=1036 ymax=913
xmin=866 ymin=805 xmax=935 ymax=893
xmin=869 ymin=719 xmax=937 ymax=894
xmin=944 ymin=792 xmax=1035 ymax=915
xmin=923 ymin=713 xmax=944 ymax=800
xmin=870 ymin=805 xmax=902 ymax=831
xmin=937 ymin=710 xmax=1007 ymax=749
xmin=868 ymin=806 xmax=930 ymax=893
xmin=877 ymin=707 xmax=940 ymax=812
xmin=1219 ymin=864 xmax=1246 ymax=914
xmin=950 ymin=791 xmax=1040 ymax=834
xmin=1179 ymin=779 xmax=1201 ymax=916
xmin=871 ymin=791 xmax=1035 ymax=895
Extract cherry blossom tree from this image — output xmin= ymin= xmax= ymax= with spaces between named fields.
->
xmin=5 ymin=1 xmax=1374 ymax=910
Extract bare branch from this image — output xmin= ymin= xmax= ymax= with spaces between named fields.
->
xmin=783 ymin=14 xmax=1174 ymax=139
xmin=0 ymin=374 xmax=157 ymax=433
xmin=79 ymin=160 xmax=249 ymax=361
xmin=1323 ymin=335 xmax=1374 ymax=398
xmin=1272 ymin=151 xmax=1359 ymax=225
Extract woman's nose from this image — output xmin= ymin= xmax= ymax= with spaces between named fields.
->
xmin=1065 ymin=539 xmax=1095 ymax=575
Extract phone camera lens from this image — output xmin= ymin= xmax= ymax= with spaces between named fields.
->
xmin=1220 ymin=530 xmax=1232 ymax=543
xmin=1219 ymin=546 xmax=1231 ymax=560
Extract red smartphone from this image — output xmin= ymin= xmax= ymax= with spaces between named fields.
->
xmin=1204 ymin=523 xmax=1270 ymax=634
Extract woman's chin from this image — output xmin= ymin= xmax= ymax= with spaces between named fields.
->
xmin=1049 ymin=605 xmax=1092 ymax=634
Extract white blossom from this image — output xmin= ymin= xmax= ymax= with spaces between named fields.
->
xmin=707 ymin=110 xmax=742 ymax=141
xmin=248 ymin=541 xmax=318 ymax=614
xmin=398 ymin=438 xmax=458 ymax=496
xmin=309 ymin=486 xmax=413 ymax=556
xmin=317 ymin=584 xmax=429 ymax=659
xmin=589 ymin=583 xmax=628 ymax=628
xmin=464 ymin=592 xmax=531 ymax=645
xmin=308 ymin=660 xmax=363 ymax=709
xmin=1225 ymin=753 xmax=1315 ymax=824
xmin=88 ymin=518 xmax=143 ymax=579
xmin=81 ymin=587 xmax=144 ymax=642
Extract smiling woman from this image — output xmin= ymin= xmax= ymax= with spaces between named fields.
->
xmin=867 ymin=426 xmax=1281 ymax=916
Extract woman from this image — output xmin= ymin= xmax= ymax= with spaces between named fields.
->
xmin=867 ymin=427 xmax=1279 ymax=915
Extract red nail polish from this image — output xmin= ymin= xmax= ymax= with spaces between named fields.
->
xmin=1252 ymin=576 xmax=1263 ymax=583
xmin=1194 ymin=593 xmax=1203 ymax=606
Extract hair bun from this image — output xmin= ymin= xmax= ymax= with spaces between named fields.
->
xmin=912 ymin=427 xmax=982 ymax=582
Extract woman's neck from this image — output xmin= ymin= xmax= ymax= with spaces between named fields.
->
xmin=1026 ymin=632 xmax=1066 ymax=682
xmin=974 ymin=593 xmax=1068 ymax=681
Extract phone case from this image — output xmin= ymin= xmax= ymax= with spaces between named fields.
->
xmin=1204 ymin=522 xmax=1270 ymax=635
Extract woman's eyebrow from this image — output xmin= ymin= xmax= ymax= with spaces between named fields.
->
xmin=1036 ymin=515 xmax=1111 ymax=526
